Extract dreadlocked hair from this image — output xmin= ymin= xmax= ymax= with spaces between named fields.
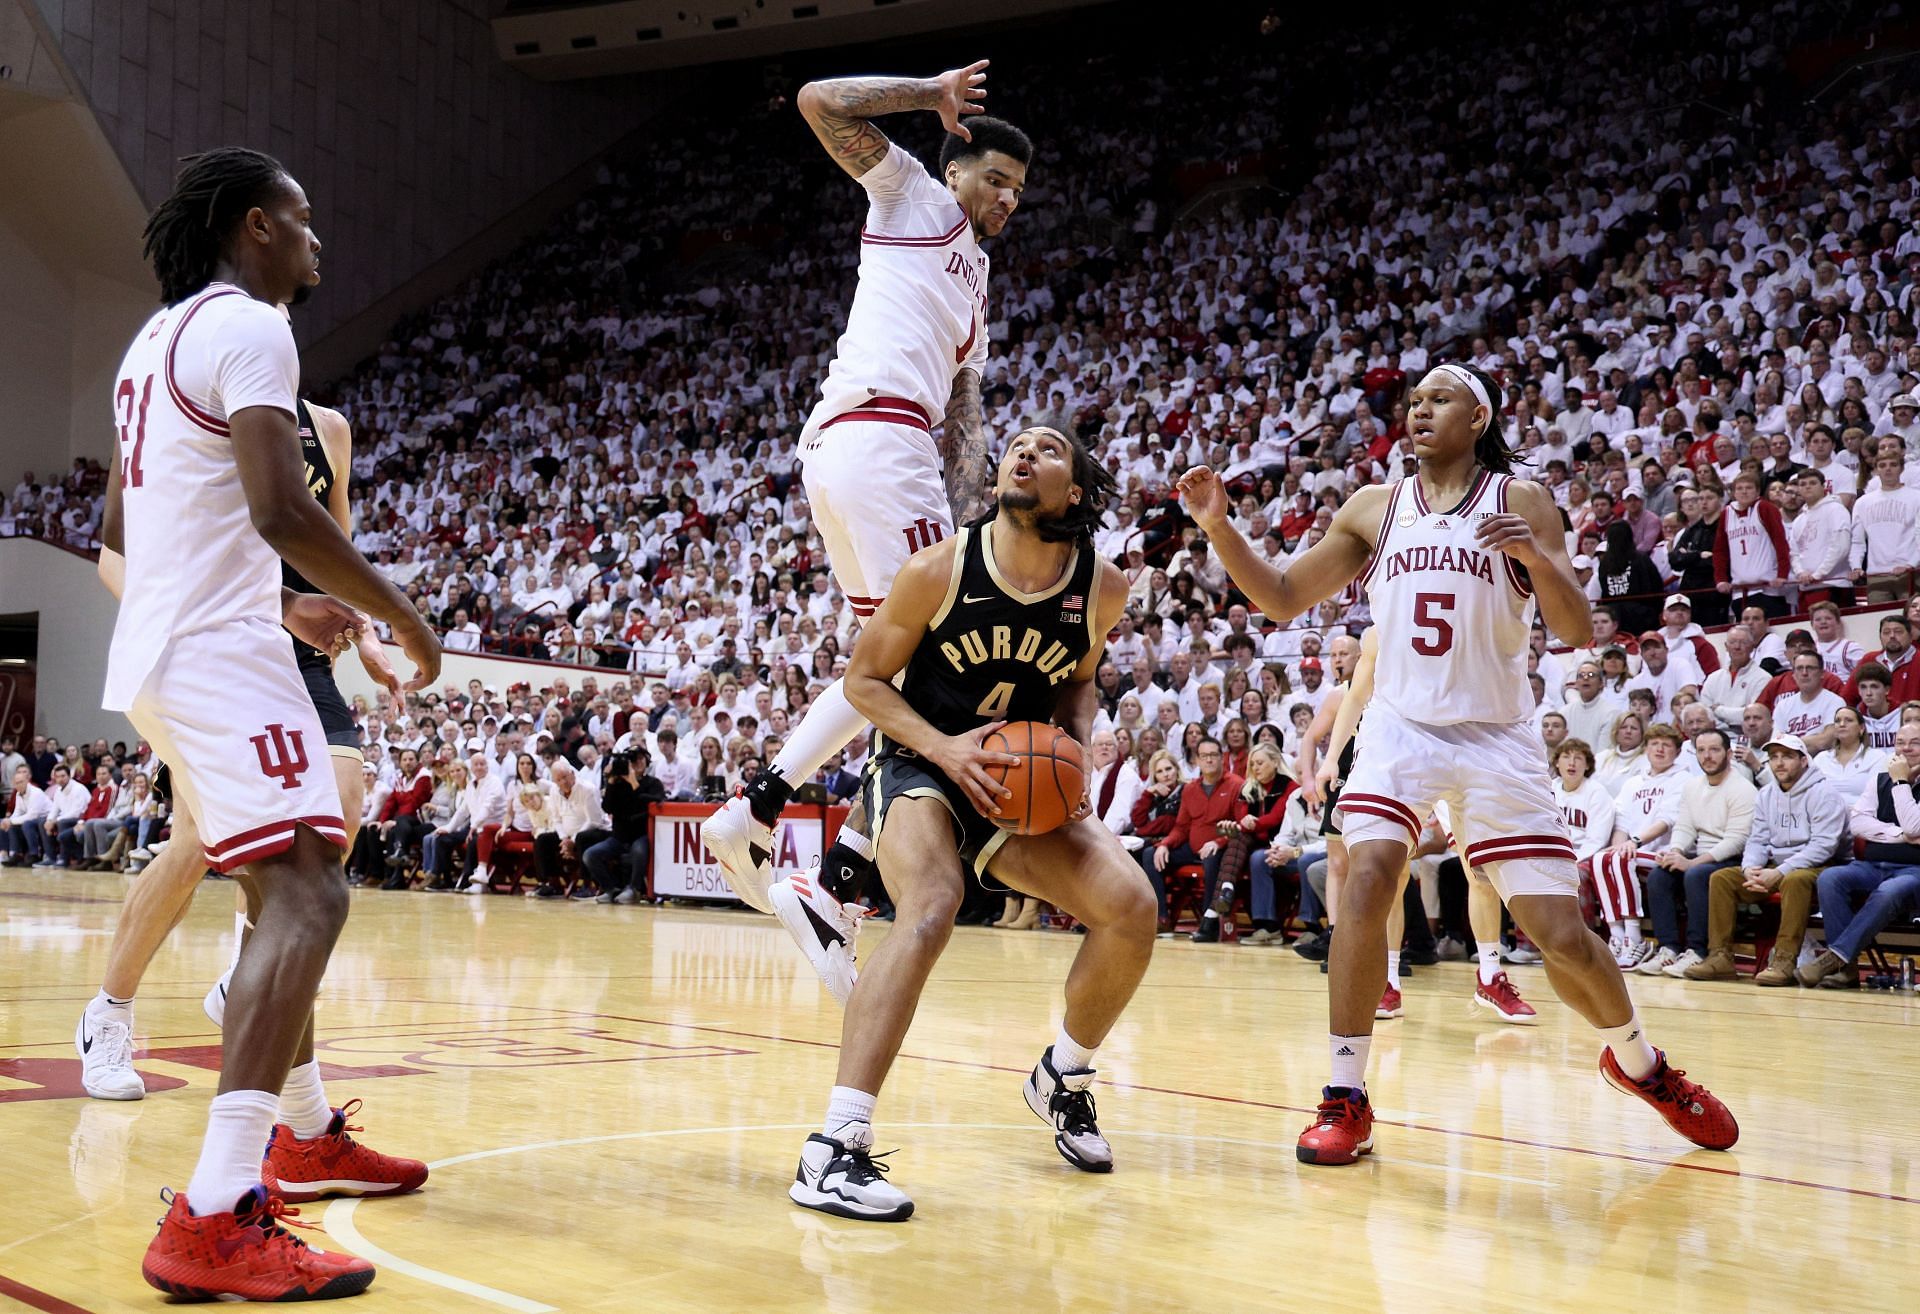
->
xmin=142 ymin=148 xmax=291 ymax=305
xmin=1457 ymin=361 xmax=1515 ymax=474
xmin=1032 ymin=424 xmax=1118 ymax=545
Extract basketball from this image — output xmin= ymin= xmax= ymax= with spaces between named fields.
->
xmin=982 ymin=721 xmax=1086 ymax=835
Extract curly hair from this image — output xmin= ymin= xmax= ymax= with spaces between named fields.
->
xmin=1026 ymin=424 xmax=1118 ymax=545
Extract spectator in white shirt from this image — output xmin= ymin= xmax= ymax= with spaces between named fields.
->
xmin=1701 ymin=627 xmax=1770 ymax=730
xmin=1773 ymin=652 xmax=1846 ymax=754
xmin=39 ymin=765 xmax=90 ymax=869
xmin=444 ymin=608 xmax=483 ymax=652
xmin=1 ymin=764 xmax=49 ymax=865
xmin=1561 ymin=661 xmax=1624 ymax=750
xmin=1813 ymin=706 xmax=1890 ymax=795
xmin=450 ymin=753 xmax=507 ymax=891
xmin=1849 ymin=444 xmax=1920 ymax=603
xmin=1787 ymin=470 xmax=1853 ymax=607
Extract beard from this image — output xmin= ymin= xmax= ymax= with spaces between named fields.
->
xmin=997 ymin=486 xmax=1042 ymax=514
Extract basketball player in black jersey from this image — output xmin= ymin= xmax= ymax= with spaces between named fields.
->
xmin=787 ymin=426 xmax=1157 ymax=1222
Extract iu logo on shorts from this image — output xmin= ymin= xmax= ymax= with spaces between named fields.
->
xmin=251 ymin=724 xmax=311 ymax=791
xmin=902 ymin=517 xmax=946 ymax=553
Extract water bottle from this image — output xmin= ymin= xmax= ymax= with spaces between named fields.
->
xmin=1901 ymin=956 xmax=1916 ymax=994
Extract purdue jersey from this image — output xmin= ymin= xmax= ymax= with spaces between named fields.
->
xmin=284 ymin=400 xmax=337 ymax=669
xmin=1361 ymin=469 xmax=1535 ymax=727
xmin=886 ymin=520 xmax=1099 ymax=749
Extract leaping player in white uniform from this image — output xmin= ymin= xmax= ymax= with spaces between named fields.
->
xmin=1179 ymin=361 xmax=1737 ymax=1167
xmin=703 ymin=60 xmax=1029 ymax=1002
xmin=105 ymin=147 xmax=439 ymax=1301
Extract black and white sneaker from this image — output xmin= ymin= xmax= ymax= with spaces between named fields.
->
xmin=770 ymin=864 xmax=866 ymax=1005
xmin=1023 ymin=1046 xmax=1113 ymax=1172
xmin=788 ymin=1132 xmax=913 ymax=1222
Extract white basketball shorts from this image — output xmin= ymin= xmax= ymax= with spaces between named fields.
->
xmin=128 ymin=617 xmax=347 ymax=873
xmin=1335 ymin=703 xmax=1579 ymax=901
xmin=801 ymin=400 xmax=954 ymax=623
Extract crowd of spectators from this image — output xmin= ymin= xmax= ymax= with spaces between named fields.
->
xmin=7 ymin=1 xmax=1920 ymax=951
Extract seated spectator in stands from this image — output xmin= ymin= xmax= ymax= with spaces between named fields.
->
xmin=1757 ymin=629 xmax=1844 ymax=710
xmin=1538 ymin=710 xmax=1569 ymax=762
xmin=40 ymin=764 xmax=89 ymax=870
xmin=1701 ymin=626 xmax=1768 ymax=730
xmin=1246 ymin=769 xmax=1315 ymax=945
xmin=76 ymin=757 xmax=128 ymax=869
xmin=1553 ymin=738 xmax=1617 ymax=879
xmin=1855 ymin=662 xmax=1902 ymax=753
xmin=1742 ymin=606 xmax=1791 ymax=673
xmin=1594 ymin=723 xmax=1689 ymax=966
xmin=499 ymin=751 xmax=556 ymax=883
xmin=1 ymin=763 xmax=48 ymax=866
xmin=1084 ymin=731 xmax=1143 ymax=835
xmin=1689 ymin=733 xmax=1846 ymax=984
xmin=377 ymin=749 xmax=434 ymax=890
xmin=1841 ymin=614 xmax=1918 ymax=706
xmin=1728 ymin=702 xmax=1775 ymax=787
xmin=1628 ymin=633 xmax=1698 ymax=724
xmin=444 ymin=608 xmax=483 ymax=652
xmin=447 ymin=753 xmax=505 ymax=892
xmin=1561 ymin=661 xmax=1622 ymax=750
xmin=1800 ymin=723 xmax=1920 ymax=989
xmin=1192 ymin=742 xmax=1294 ymax=943
xmin=1772 ymin=653 xmax=1847 ymax=754
xmin=1594 ymin=714 xmax=1647 ymax=795
xmin=1641 ymin=728 xmax=1757 ymax=977
xmin=1815 ymin=706 xmax=1889 ymax=795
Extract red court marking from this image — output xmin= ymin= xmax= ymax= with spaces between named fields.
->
xmin=0 ymin=1272 xmax=97 ymax=1314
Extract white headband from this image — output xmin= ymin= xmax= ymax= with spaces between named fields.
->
xmin=1427 ymin=363 xmax=1493 ymax=415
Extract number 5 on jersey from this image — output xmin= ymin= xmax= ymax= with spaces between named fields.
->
xmin=1412 ymin=592 xmax=1455 ymax=656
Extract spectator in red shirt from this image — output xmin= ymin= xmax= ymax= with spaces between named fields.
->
xmin=378 ymin=750 xmax=434 ymax=888
xmin=1147 ymin=736 xmax=1244 ymax=928
xmin=1841 ymin=614 xmax=1919 ymax=706
xmin=1714 ymin=472 xmax=1793 ymax=619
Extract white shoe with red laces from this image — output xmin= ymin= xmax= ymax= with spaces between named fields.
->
xmin=1472 ymin=971 xmax=1539 ymax=1024
xmin=770 ymin=863 xmax=867 ymax=1005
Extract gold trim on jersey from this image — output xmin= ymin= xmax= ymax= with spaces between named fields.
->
xmin=981 ymin=519 xmax=1079 ymax=604
xmin=929 ymin=528 xmax=970 ymax=630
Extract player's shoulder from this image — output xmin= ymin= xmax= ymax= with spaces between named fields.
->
xmin=188 ymin=289 xmax=293 ymax=349
xmin=305 ymin=401 xmax=353 ymax=446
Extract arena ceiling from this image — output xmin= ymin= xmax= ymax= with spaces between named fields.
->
xmin=491 ymin=0 xmax=1106 ymax=78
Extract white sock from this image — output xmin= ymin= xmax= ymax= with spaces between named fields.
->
xmin=92 ymin=987 xmax=134 ymax=1018
xmin=835 ymin=828 xmax=874 ymax=862
xmin=823 ymin=1085 xmax=877 ymax=1142
xmin=279 ymin=1059 xmax=335 ymax=1140
xmin=1608 ymin=919 xmax=1627 ymax=940
xmin=227 ymin=912 xmax=251 ymax=974
xmin=1052 ymin=1025 xmax=1097 ymax=1073
xmin=1477 ymin=943 xmax=1503 ymax=985
xmin=184 ymin=1089 xmax=278 ymax=1214
xmin=1385 ymin=949 xmax=1402 ymax=986
xmin=1329 ymin=1033 xmax=1371 ymax=1092
xmin=1597 ymin=1009 xmax=1659 ymax=1082
xmin=772 ymin=679 xmax=868 ymax=783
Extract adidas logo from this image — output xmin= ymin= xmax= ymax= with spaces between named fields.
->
xmin=1334 ymin=1045 xmax=1355 ymax=1056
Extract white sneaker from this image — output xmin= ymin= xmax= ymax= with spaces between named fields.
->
xmin=1635 ymin=945 xmax=1679 ymax=975
xmin=1794 ymin=935 xmax=1818 ymax=969
xmin=788 ymin=1131 xmax=913 ymax=1222
xmin=203 ymin=968 xmax=232 ymax=1028
xmin=700 ymin=796 xmax=776 ymax=914
xmin=770 ymin=864 xmax=865 ymax=1005
xmin=75 ymin=1007 xmax=144 ymax=1100
xmin=1024 ymin=1046 xmax=1113 ymax=1172
xmin=1500 ymin=941 xmax=1543 ymax=965
xmin=128 ymin=847 xmax=154 ymax=863
xmin=461 ymin=865 xmax=490 ymax=893
xmin=1662 ymin=948 xmax=1704 ymax=978
xmin=1614 ymin=938 xmax=1652 ymax=969
xmin=149 ymin=839 xmax=169 ymax=855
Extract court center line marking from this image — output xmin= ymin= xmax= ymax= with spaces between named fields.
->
xmin=324 ymin=1121 xmax=1554 ymax=1312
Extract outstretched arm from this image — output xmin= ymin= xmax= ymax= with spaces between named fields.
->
xmin=796 ymin=62 xmax=989 ymax=180
xmin=941 ymin=368 xmax=992 ymax=524
xmin=1177 ymin=465 xmax=1379 ymax=621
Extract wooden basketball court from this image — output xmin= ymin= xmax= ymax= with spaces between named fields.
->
xmin=1 ymin=867 xmax=1913 ymax=1312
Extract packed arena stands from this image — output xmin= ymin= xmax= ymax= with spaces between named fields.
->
xmin=7 ymin=0 xmax=1920 ymax=958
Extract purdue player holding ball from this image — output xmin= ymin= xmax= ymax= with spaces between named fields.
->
xmin=788 ymin=426 xmax=1156 ymax=1222
xmin=1178 ymin=363 xmax=1737 ymax=1165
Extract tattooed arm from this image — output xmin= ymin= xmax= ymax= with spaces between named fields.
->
xmin=796 ymin=61 xmax=989 ymax=180
xmin=940 ymin=367 xmax=993 ymax=524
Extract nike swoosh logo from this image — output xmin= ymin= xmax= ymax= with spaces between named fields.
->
xmin=962 ymin=594 xmax=993 ymax=605
xmin=955 ymin=313 xmax=978 ymax=365
xmin=81 ymin=1032 xmax=93 ymax=1054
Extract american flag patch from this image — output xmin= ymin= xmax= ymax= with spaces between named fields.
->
xmin=1062 ymin=595 xmax=1085 ymax=611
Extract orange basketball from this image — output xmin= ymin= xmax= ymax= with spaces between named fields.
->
xmin=982 ymin=721 xmax=1087 ymax=836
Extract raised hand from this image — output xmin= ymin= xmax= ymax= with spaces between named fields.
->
xmin=1176 ymin=465 xmax=1230 ymax=531
xmin=935 ymin=60 xmax=989 ymax=140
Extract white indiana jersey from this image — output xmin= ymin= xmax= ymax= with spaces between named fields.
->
xmin=1612 ymin=766 xmax=1686 ymax=840
xmin=103 ymin=284 xmax=300 ymax=711
xmin=1361 ymin=469 xmax=1535 ymax=726
xmin=1721 ymin=502 xmax=1780 ymax=586
xmin=800 ymin=143 xmax=988 ymax=442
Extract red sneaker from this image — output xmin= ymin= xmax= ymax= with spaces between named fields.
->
xmin=264 ymin=1100 xmax=429 ymax=1203
xmin=141 ymin=1186 xmax=374 ymax=1301
xmin=1472 ymin=971 xmax=1539 ymax=1025
xmin=1375 ymin=985 xmax=1404 ymax=1019
xmin=1599 ymin=1048 xmax=1739 ymax=1150
xmin=1296 ymin=1087 xmax=1374 ymax=1165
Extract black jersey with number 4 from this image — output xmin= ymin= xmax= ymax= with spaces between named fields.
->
xmin=888 ymin=519 xmax=1100 ymax=747
xmin=284 ymin=399 xmax=336 ymax=666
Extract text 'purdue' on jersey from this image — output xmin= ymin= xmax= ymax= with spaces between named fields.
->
xmin=888 ymin=520 xmax=1099 ymax=746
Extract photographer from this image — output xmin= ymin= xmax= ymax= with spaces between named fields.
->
xmin=585 ymin=747 xmax=665 ymax=904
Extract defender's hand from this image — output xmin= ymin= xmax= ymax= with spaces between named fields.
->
xmin=353 ymin=611 xmax=403 ymax=698
xmin=283 ymin=594 xmax=359 ymax=655
xmin=396 ymin=615 xmax=442 ymax=693
xmin=1175 ymin=466 xmax=1231 ymax=532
